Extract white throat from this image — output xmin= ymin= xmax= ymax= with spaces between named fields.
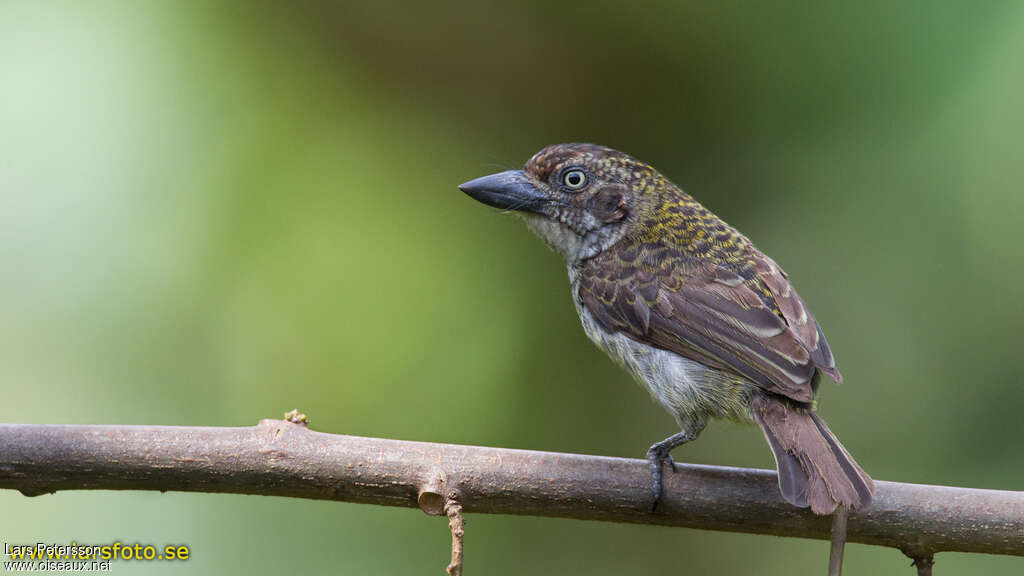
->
xmin=521 ymin=213 xmax=625 ymax=265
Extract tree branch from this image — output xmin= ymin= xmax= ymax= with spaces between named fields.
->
xmin=1 ymin=420 xmax=1021 ymax=561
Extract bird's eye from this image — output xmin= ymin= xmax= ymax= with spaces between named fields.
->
xmin=561 ymin=168 xmax=588 ymax=191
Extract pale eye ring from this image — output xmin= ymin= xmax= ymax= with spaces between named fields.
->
xmin=561 ymin=168 xmax=588 ymax=190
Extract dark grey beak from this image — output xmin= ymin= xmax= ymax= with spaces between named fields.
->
xmin=459 ymin=170 xmax=551 ymax=214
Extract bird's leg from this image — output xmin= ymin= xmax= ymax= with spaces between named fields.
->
xmin=646 ymin=419 xmax=706 ymax=512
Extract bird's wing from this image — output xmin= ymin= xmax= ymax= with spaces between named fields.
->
xmin=577 ymin=245 xmax=840 ymax=404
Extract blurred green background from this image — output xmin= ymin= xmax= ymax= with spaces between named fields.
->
xmin=2 ymin=1 xmax=1022 ymax=574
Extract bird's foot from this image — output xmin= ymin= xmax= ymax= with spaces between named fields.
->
xmin=645 ymin=427 xmax=703 ymax=512
xmin=646 ymin=442 xmax=676 ymax=512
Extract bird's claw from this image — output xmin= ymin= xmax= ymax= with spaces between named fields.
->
xmin=666 ymin=455 xmax=678 ymax=473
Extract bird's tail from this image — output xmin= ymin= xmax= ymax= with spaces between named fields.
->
xmin=750 ymin=392 xmax=874 ymax=515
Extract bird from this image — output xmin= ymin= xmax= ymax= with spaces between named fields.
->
xmin=459 ymin=143 xmax=874 ymax=517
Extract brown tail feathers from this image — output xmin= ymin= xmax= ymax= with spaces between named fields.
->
xmin=750 ymin=392 xmax=875 ymax=515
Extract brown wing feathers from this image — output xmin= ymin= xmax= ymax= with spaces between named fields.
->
xmin=756 ymin=254 xmax=842 ymax=383
xmin=578 ymin=248 xmax=836 ymax=404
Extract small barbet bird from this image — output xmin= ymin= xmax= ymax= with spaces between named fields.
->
xmin=459 ymin=143 xmax=874 ymax=516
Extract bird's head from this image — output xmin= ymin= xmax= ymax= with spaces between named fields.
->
xmin=460 ymin=143 xmax=676 ymax=263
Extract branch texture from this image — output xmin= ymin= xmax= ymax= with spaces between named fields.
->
xmin=0 ymin=421 xmax=1021 ymax=559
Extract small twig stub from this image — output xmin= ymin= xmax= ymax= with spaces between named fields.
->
xmin=912 ymin=555 xmax=935 ymax=576
xmin=445 ymin=493 xmax=465 ymax=576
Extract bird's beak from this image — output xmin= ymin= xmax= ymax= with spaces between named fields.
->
xmin=459 ymin=170 xmax=552 ymax=214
